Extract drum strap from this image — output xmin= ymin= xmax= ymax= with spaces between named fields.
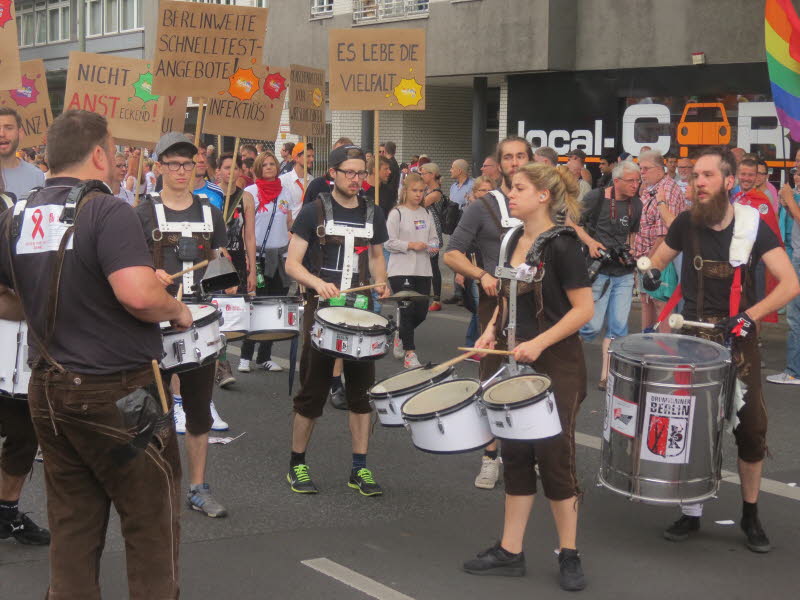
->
xmin=691 ymin=226 xmax=749 ymax=320
xmin=311 ymin=195 xmax=373 ymax=289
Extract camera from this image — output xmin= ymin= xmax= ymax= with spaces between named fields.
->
xmin=616 ymin=244 xmax=636 ymax=269
xmin=587 ymin=244 xmax=636 ymax=282
xmin=587 ymin=247 xmax=613 ymax=282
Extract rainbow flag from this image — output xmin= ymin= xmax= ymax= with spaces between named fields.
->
xmin=766 ymin=0 xmax=800 ymax=140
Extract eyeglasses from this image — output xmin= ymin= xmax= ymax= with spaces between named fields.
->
xmin=336 ymin=168 xmax=368 ymax=180
xmin=619 ymin=178 xmax=639 ymax=184
xmin=115 ymin=163 xmax=127 ymax=169
xmin=757 ymin=171 xmax=768 ymax=176
xmin=161 ymin=161 xmax=196 ymax=172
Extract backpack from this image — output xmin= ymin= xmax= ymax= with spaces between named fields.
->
xmin=442 ymin=193 xmax=462 ymax=235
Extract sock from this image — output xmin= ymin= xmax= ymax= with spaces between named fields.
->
xmin=681 ymin=503 xmax=703 ymax=518
xmin=0 ymin=499 xmax=19 ymax=516
xmin=290 ymin=451 xmax=306 ymax=467
xmin=173 ymin=394 xmax=182 ymax=403
xmin=331 ymin=375 xmax=343 ymax=391
xmin=352 ymin=453 xmax=367 ymax=471
xmin=497 ymin=544 xmax=521 ymax=557
xmin=742 ymin=500 xmax=758 ymax=519
xmin=189 ymin=483 xmax=206 ymax=493
xmin=484 ymin=449 xmax=498 ymax=460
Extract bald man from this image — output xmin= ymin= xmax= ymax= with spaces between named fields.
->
xmin=449 ymin=159 xmax=474 ymax=209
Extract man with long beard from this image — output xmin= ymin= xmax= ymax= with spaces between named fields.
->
xmin=645 ymin=147 xmax=799 ymax=553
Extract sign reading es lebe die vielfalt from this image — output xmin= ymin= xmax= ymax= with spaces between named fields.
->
xmin=0 ymin=1 xmax=22 ymax=90
xmin=152 ymin=0 xmax=268 ymax=97
xmin=0 ymin=59 xmax=53 ymax=147
xmin=64 ymin=52 xmax=165 ymax=146
xmin=328 ymin=29 xmax=426 ymax=111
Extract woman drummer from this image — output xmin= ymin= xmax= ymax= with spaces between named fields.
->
xmin=463 ymin=162 xmax=593 ymax=591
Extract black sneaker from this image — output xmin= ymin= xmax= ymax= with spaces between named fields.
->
xmin=328 ymin=385 xmax=347 ymax=410
xmin=558 ymin=548 xmax=586 ymax=591
xmin=348 ymin=468 xmax=383 ymax=496
xmin=663 ymin=515 xmax=700 ymax=541
xmin=0 ymin=511 xmax=51 ymax=546
xmin=463 ymin=542 xmax=525 ymax=577
xmin=287 ymin=464 xmax=319 ymax=494
xmin=741 ymin=515 xmax=771 ymax=553
xmin=442 ymin=296 xmax=463 ymax=305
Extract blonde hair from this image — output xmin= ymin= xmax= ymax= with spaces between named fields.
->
xmin=472 ymin=175 xmax=495 ymax=192
xmin=253 ymin=151 xmax=279 ymax=181
xmin=398 ymin=173 xmax=425 ymax=206
xmin=419 ymin=162 xmax=440 ymax=178
xmin=515 ymin=163 xmax=580 ymax=222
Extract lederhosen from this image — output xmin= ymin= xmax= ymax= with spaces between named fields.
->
xmin=493 ymin=226 xmax=586 ymax=499
xmin=293 ymin=194 xmax=376 ymax=419
xmin=223 ymin=188 xmax=248 ymax=293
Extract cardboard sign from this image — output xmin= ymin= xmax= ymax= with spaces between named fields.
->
xmin=289 ymin=64 xmax=326 ymax=137
xmin=64 ymin=52 xmax=165 ymax=147
xmin=328 ymin=28 xmax=425 ymax=111
xmin=161 ymin=95 xmax=187 ymax=135
xmin=0 ymin=1 xmax=22 ymax=90
xmin=203 ymin=64 xmax=287 ymax=140
xmin=152 ymin=0 xmax=268 ymax=97
xmin=0 ymin=59 xmax=53 ymax=146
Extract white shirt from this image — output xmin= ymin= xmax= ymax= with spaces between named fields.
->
xmin=279 ymin=168 xmax=312 ymax=219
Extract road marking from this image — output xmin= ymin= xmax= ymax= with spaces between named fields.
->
xmin=302 ymin=557 xmax=415 ymax=600
xmin=428 ymin=312 xmax=470 ymax=324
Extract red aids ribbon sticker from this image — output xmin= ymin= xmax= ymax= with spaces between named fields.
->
xmin=31 ymin=209 xmax=45 ymax=239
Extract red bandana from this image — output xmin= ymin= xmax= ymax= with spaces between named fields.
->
xmin=255 ymin=178 xmax=282 ymax=213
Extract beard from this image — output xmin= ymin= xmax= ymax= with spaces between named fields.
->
xmin=690 ymin=187 xmax=729 ymax=227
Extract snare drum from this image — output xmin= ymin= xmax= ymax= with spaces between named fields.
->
xmin=599 ymin=333 xmax=734 ymax=505
xmin=311 ymin=306 xmax=391 ymax=360
xmin=210 ymin=294 xmax=250 ymax=340
xmin=160 ymin=304 xmax=224 ymax=372
xmin=401 ymin=379 xmax=493 ymax=454
xmin=0 ymin=320 xmax=30 ymax=398
xmin=369 ymin=364 xmax=455 ymax=427
xmin=247 ymin=296 xmax=301 ymax=341
xmin=481 ymin=374 xmax=561 ymax=440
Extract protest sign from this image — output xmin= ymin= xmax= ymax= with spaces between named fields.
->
xmin=0 ymin=59 xmax=53 ymax=146
xmin=152 ymin=0 xmax=268 ymax=97
xmin=0 ymin=1 xmax=22 ymax=90
xmin=289 ymin=64 xmax=326 ymax=137
xmin=64 ymin=52 xmax=165 ymax=146
xmin=161 ymin=95 xmax=187 ymax=135
xmin=328 ymin=28 xmax=426 ymax=111
xmin=203 ymin=63 xmax=288 ymax=140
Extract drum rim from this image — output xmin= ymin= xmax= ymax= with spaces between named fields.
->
xmin=310 ymin=342 xmax=387 ymax=361
xmin=610 ymin=333 xmax=731 ymax=366
xmin=369 ymin=364 xmax=455 ymax=399
xmin=251 ymin=296 xmax=302 ymax=305
xmin=162 ymin=305 xmax=221 ymax=333
xmin=314 ymin=306 xmax=391 ymax=333
xmin=481 ymin=374 xmax=554 ymax=410
xmin=401 ymin=378 xmax=482 ymax=421
xmin=211 ymin=294 xmax=250 ymax=300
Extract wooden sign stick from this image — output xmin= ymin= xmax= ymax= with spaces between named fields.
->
xmin=302 ymin=135 xmax=308 ymax=191
xmin=222 ymin=137 xmax=240 ymax=222
xmin=190 ymin=98 xmax=206 ymax=182
xmin=373 ymin=111 xmax=380 ymax=207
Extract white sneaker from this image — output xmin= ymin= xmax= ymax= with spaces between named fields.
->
xmin=237 ymin=358 xmax=251 ymax=373
xmin=404 ymin=352 xmax=421 ymax=369
xmin=766 ymin=372 xmax=800 ymax=385
xmin=259 ymin=360 xmax=284 ymax=372
xmin=392 ymin=334 xmax=404 ymax=360
xmin=474 ymin=456 xmax=502 ymax=489
xmin=173 ymin=401 xmax=186 ymax=435
xmin=210 ymin=401 xmax=229 ymax=431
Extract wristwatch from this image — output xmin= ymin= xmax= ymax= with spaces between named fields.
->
xmin=657 ymin=201 xmax=666 ymax=207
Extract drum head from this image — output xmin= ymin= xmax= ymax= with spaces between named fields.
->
xmin=611 ymin=333 xmax=730 ymax=366
xmin=483 ymin=375 xmax=551 ymax=407
xmin=371 ymin=364 xmax=452 ymax=396
xmin=316 ymin=306 xmax=388 ymax=328
xmin=402 ymin=379 xmax=480 ymax=418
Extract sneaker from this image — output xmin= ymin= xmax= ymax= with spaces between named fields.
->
xmin=287 ymin=464 xmax=319 ymax=494
xmin=0 ymin=511 xmax=51 ymax=545
xmin=663 ymin=515 xmax=700 ymax=541
xmin=210 ymin=401 xmax=229 ymax=431
xmin=404 ymin=352 xmax=422 ymax=369
xmin=428 ymin=301 xmax=442 ymax=312
xmin=741 ymin=514 xmax=771 ymax=553
xmin=392 ymin=333 xmax=404 ymax=360
xmin=442 ymin=296 xmax=463 ymax=305
xmin=237 ymin=358 xmax=251 ymax=373
xmin=259 ymin=360 xmax=284 ymax=372
xmin=173 ymin=401 xmax=186 ymax=435
xmin=474 ymin=456 xmax=501 ymax=489
xmin=328 ymin=385 xmax=347 ymax=410
xmin=463 ymin=542 xmax=525 ymax=577
xmin=597 ymin=379 xmax=607 ymax=391
xmin=187 ymin=484 xmax=227 ymax=518
xmin=348 ymin=468 xmax=383 ymax=496
xmin=465 ymin=354 xmax=481 ymax=363
xmin=216 ymin=361 xmax=236 ymax=388
xmin=766 ymin=372 xmax=800 ymax=385
xmin=558 ymin=548 xmax=586 ymax=591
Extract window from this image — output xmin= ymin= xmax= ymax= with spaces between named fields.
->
xmin=86 ymin=0 xmax=142 ymax=37
xmin=311 ymin=0 xmax=333 ymax=17
xmin=86 ymin=0 xmax=102 ymax=36
xmin=16 ymin=0 xmax=69 ymax=46
xmin=353 ymin=0 xmax=429 ymax=23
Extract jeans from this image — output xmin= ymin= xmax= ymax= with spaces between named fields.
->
xmin=786 ymin=258 xmax=800 ymax=377
xmin=580 ymin=272 xmax=634 ymax=341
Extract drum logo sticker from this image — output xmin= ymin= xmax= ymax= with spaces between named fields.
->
xmin=335 ymin=335 xmax=348 ymax=353
xmin=640 ymin=392 xmax=695 ymax=464
xmin=610 ymin=395 xmax=637 ymax=438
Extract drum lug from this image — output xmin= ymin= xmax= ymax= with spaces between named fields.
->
xmin=388 ymin=400 xmax=396 ymax=414
xmin=278 ymin=305 xmax=283 ymax=318
xmin=191 ymin=328 xmax=199 ymax=341
xmin=173 ymin=340 xmax=185 ymax=363
xmin=504 ymin=405 xmax=512 ymax=427
xmin=194 ymin=348 xmax=202 ymax=360
xmin=476 ymin=402 xmax=486 ymax=417
xmin=547 ymin=394 xmax=555 ymax=414
xmin=435 ymin=413 xmax=444 ymax=435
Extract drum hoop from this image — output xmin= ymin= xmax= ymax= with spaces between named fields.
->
xmin=162 ymin=305 xmax=221 ymax=333
xmin=400 ymin=378 xmax=481 ymax=421
xmin=369 ymin=365 xmax=455 ymax=399
xmin=609 ymin=353 xmax=732 ymax=373
xmin=481 ymin=374 xmax=553 ymax=410
xmin=315 ymin=307 xmax=390 ymax=333
xmin=251 ymin=296 xmax=302 ymax=306
xmin=212 ymin=294 xmax=250 ymax=300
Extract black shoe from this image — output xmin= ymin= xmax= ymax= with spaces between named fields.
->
xmin=0 ymin=511 xmax=51 ymax=546
xmin=287 ymin=464 xmax=319 ymax=494
xmin=348 ymin=468 xmax=383 ymax=496
xmin=328 ymin=385 xmax=347 ymax=410
xmin=558 ymin=548 xmax=586 ymax=591
xmin=463 ymin=542 xmax=525 ymax=577
xmin=741 ymin=515 xmax=771 ymax=553
xmin=663 ymin=515 xmax=700 ymax=541
xmin=442 ymin=296 xmax=463 ymax=305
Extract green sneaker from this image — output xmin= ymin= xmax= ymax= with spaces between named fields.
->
xmin=287 ymin=464 xmax=319 ymax=494
xmin=348 ymin=468 xmax=383 ymax=497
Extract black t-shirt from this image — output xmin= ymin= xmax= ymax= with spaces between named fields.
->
xmin=291 ymin=197 xmax=389 ymax=286
xmin=364 ymin=183 xmax=395 ymax=217
xmin=385 ymin=156 xmax=400 ymax=208
xmin=664 ymin=211 xmax=781 ymax=318
xmin=303 ymin=174 xmax=333 ymax=206
xmin=511 ymin=232 xmax=591 ymax=342
xmin=0 ymin=177 xmax=163 ymax=374
xmin=580 ymin=187 xmax=643 ymax=276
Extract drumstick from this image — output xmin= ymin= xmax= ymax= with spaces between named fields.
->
xmin=436 ymin=352 xmax=475 ymax=370
xmin=169 ymin=260 xmax=209 ymax=281
xmin=668 ymin=314 xmax=719 ymax=330
xmin=151 ymin=360 xmax=169 ymax=415
xmin=457 ymin=347 xmax=515 ymax=356
xmin=314 ymin=282 xmax=386 ymax=298
xmin=176 ymin=284 xmax=183 ymax=302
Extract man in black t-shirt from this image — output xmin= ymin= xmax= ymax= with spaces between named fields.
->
xmin=574 ymin=160 xmax=642 ymax=389
xmin=647 ymin=147 xmax=800 ymax=554
xmin=286 ymin=145 xmax=390 ymax=497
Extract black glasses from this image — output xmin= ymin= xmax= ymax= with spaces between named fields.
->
xmin=161 ymin=161 xmax=196 ymax=172
xmin=115 ymin=163 xmax=128 ymax=169
xmin=336 ymin=168 xmax=368 ymax=180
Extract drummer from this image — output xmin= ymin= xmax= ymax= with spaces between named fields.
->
xmin=465 ymin=162 xmax=593 ymax=592
xmin=645 ymin=147 xmax=799 ymax=552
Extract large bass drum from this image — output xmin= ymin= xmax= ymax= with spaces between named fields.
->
xmin=599 ymin=333 xmax=734 ymax=505
xmin=369 ymin=363 xmax=455 ymax=427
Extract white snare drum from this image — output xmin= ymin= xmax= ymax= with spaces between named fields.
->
xmin=369 ymin=364 xmax=455 ymax=427
xmin=401 ymin=379 xmax=493 ymax=454
xmin=160 ymin=304 xmax=224 ymax=372
xmin=311 ymin=306 xmax=391 ymax=361
xmin=0 ymin=320 xmax=30 ymax=398
xmin=481 ymin=374 xmax=562 ymax=440
xmin=211 ymin=294 xmax=250 ymax=340
xmin=247 ymin=296 xmax=301 ymax=341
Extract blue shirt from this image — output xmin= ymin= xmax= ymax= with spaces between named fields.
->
xmin=449 ymin=177 xmax=474 ymax=208
xmin=194 ymin=180 xmax=225 ymax=210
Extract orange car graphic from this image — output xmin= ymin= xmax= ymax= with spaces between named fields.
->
xmin=676 ymin=102 xmax=732 ymax=157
